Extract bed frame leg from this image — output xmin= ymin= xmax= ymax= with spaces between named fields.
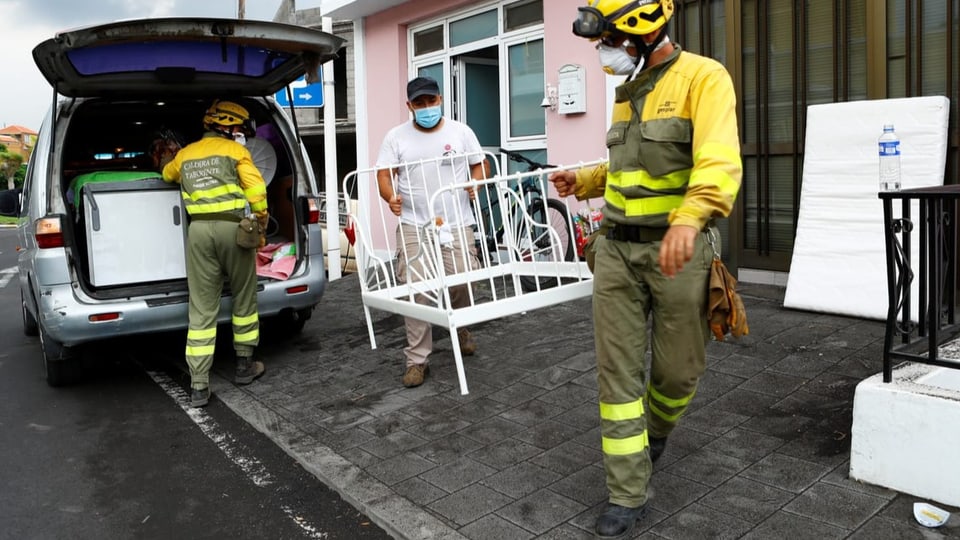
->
xmin=450 ymin=328 xmax=470 ymax=395
xmin=363 ymin=305 xmax=378 ymax=349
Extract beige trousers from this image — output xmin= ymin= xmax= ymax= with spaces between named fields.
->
xmin=394 ymin=223 xmax=479 ymax=366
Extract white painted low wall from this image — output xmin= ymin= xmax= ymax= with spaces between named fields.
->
xmin=850 ymin=363 xmax=960 ymax=507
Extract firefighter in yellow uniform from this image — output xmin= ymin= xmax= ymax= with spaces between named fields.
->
xmin=550 ymin=1 xmax=743 ymax=537
xmin=161 ymin=100 xmax=269 ymax=408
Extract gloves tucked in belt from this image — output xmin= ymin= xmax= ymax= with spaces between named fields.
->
xmin=255 ymin=211 xmax=270 ymax=248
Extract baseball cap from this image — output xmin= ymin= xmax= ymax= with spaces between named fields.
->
xmin=407 ymin=77 xmax=441 ymax=101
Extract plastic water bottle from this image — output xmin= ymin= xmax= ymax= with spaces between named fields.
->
xmin=878 ymin=124 xmax=901 ymax=192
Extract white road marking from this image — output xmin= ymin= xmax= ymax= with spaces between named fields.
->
xmin=146 ymin=369 xmax=330 ymax=539
xmin=0 ymin=266 xmax=16 ymax=289
xmin=146 ymin=369 xmax=275 ymax=487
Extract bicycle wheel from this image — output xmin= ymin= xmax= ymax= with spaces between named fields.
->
xmin=517 ymin=198 xmax=574 ymax=292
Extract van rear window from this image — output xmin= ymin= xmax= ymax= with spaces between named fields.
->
xmin=66 ymin=42 xmax=291 ymax=77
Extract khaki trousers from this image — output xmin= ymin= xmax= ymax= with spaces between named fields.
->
xmin=394 ymin=223 xmax=479 ymax=366
xmin=592 ymin=229 xmax=712 ymax=507
xmin=184 ymin=220 xmax=259 ymax=389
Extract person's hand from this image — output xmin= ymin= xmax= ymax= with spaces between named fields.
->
xmin=388 ymin=194 xmax=402 ymax=216
xmin=548 ymin=170 xmax=577 ymax=197
xmin=659 ymin=225 xmax=699 ymax=278
xmin=464 ymin=185 xmax=476 ymax=201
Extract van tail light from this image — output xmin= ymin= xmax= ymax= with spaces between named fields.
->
xmin=36 ymin=217 xmax=64 ymax=249
xmin=286 ymin=285 xmax=309 ymax=295
xmin=306 ymin=198 xmax=321 ymax=224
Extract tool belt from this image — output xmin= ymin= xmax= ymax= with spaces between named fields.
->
xmin=606 ymin=224 xmax=668 ymax=243
xmin=190 ymin=212 xmax=243 ymax=223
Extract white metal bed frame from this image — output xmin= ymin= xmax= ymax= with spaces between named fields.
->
xmin=344 ymin=152 xmax=603 ymax=394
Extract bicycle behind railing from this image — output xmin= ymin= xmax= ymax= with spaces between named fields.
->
xmin=473 ymin=148 xmax=576 ymax=292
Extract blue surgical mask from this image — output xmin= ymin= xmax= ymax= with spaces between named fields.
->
xmin=414 ymin=106 xmax=442 ymax=129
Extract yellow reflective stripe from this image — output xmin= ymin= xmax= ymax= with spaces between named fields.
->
xmin=232 ymin=313 xmax=259 ymax=326
xmin=599 ymin=399 xmax=645 ymax=421
xmin=185 ymin=345 xmax=216 ymax=356
xmin=649 ymin=401 xmax=685 ymax=422
xmin=691 ymin=142 xmax=741 ymax=195
xmin=648 ymin=384 xmax=694 ymax=408
xmin=602 ymin=432 xmax=649 ymax=456
xmin=694 ymin=142 xmax=741 ymax=167
xmin=612 ymin=169 xmax=689 ymax=190
xmin=689 ymin=168 xmax=740 ymax=195
xmin=187 ymin=199 xmax=249 ymax=214
xmin=187 ymin=328 xmax=217 ymax=340
xmin=243 ymin=184 xmax=267 ymax=198
xmin=188 ymin=183 xmax=245 ymax=201
xmin=614 ymin=194 xmax=684 ymax=216
xmin=249 ymin=200 xmax=268 ymax=213
xmin=233 ymin=329 xmax=259 ymax=342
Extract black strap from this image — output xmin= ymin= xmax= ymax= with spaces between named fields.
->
xmin=606 ymin=225 xmax=667 ymax=243
xmin=189 ymin=212 xmax=243 ymax=223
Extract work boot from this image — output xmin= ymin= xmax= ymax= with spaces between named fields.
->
xmin=458 ymin=328 xmax=477 ymax=356
xmin=650 ymin=436 xmax=668 ymax=463
xmin=190 ymin=387 xmax=211 ymax=408
xmin=402 ymin=364 xmax=429 ymax=388
xmin=595 ymin=503 xmax=648 ymax=539
xmin=235 ymin=356 xmax=265 ymax=385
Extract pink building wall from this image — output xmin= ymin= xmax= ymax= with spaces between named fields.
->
xmin=361 ymin=0 xmax=610 ymax=167
xmin=543 ymin=0 xmax=609 ymax=166
xmin=363 ymin=0 xmax=480 ymax=164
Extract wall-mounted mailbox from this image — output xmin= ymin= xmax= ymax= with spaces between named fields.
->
xmin=557 ymin=64 xmax=586 ymax=115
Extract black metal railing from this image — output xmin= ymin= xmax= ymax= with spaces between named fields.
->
xmin=880 ymin=185 xmax=960 ymax=382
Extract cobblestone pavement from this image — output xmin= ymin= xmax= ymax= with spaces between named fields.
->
xmin=206 ymin=276 xmax=960 ymax=540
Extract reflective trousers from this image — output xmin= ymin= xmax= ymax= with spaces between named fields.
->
xmin=592 ymin=229 xmax=712 ymax=507
xmin=185 ymin=220 xmax=259 ymax=389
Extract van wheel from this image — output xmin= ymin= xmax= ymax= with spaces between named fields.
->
xmin=39 ymin=325 xmax=81 ymax=387
xmin=21 ymin=289 xmax=39 ymax=337
xmin=279 ymin=308 xmax=312 ymax=335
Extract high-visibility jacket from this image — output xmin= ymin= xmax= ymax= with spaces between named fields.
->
xmin=574 ymin=45 xmax=742 ymax=230
xmin=163 ymin=132 xmax=268 ymax=219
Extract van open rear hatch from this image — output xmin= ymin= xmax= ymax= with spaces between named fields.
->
xmin=32 ymin=18 xmax=344 ymax=98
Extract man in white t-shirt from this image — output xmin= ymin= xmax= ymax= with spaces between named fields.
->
xmin=376 ymin=76 xmax=488 ymax=388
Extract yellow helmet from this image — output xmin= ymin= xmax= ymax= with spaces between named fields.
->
xmin=573 ymin=0 xmax=674 ymax=38
xmin=203 ymin=100 xmax=250 ymax=130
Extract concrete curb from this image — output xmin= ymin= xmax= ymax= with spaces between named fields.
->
xmin=210 ymin=374 xmax=467 ymax=540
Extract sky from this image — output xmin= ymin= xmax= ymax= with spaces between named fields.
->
xmin=0 ymin=0 xmax=285 ymax=130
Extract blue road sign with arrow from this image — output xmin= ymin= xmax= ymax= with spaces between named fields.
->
xmin=275 ymin=73 xmax=324 ymax=108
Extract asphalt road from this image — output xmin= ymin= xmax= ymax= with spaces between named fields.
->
xmin=0 ymin=227 xmax=391 ymax=540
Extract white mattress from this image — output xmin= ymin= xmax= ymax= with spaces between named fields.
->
xmin=783 ymin=96 xmax=950 ymax=320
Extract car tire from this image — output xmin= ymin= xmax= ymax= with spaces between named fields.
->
xmin=21 ymin=289 xmax=39 ymax=337
xmin=39 ymin=324 xmax=81 ymax=387
xmin=279 ymin=307 xmax=312 ymax=335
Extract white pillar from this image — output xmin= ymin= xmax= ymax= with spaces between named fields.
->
xmin=322 ymin=16 xmax=341 ymax=280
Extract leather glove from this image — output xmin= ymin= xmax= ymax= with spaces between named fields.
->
xmin=255 ymin=211 xmax=270 ymax=232
xmin=707 ymin=258 xmax=749 ymax=341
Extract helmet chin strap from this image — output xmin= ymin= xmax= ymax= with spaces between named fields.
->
xmin=629 ymin=30 xmax=670 ymax=78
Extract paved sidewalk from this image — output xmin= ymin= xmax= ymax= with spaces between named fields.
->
xmin=207 ymin=276 xmax=960 ymax=540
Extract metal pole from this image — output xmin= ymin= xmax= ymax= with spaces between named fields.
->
xmin=238 ymin=0 xmax=245 ymax=19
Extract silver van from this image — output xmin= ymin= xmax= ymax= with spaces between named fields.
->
xmin=17 ymin=18 xmax=344 ymax=385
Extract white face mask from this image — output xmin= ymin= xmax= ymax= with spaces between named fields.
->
xmin=233 ymin=132 xmax=247 ymax=146
xmin=598 ymin=42 xmax=638 ymax=76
